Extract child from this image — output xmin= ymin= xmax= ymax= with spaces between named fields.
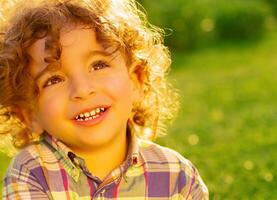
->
xmin=0 ymin=0 xmax=208 ymax=199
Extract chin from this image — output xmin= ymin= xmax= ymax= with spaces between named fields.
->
xmin=78 ymin=134 xmax=114 ymax=147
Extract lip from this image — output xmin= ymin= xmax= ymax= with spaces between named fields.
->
xmin=72 ymin=107 xmax=110 ymax=127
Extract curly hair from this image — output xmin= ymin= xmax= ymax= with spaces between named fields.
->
xmin=0 ymin=0 xmax=181 ymax=150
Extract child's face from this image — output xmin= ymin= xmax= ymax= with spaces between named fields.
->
xmin=25 ymin=26 xmax=141 ymax=151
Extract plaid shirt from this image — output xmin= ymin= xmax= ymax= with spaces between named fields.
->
xmin=2 ymin=130 xmax=208 ymax=199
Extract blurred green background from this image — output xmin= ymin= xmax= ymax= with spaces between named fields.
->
xmin=1 ymin=0 xmax=277 ymax=199
xmin=139 ymin=0 xmax=277 ymax=199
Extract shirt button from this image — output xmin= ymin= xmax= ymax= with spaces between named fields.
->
xmin=72 ymin=170 xmax=78 ymax=177
xmin=100 ymin=190 xmax=105 ymax=197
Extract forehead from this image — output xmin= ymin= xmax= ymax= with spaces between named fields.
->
xmin=27 ymin=26 xmax=100 ymax=60
xmin=27 ymin=27 xmax=104 ymax=76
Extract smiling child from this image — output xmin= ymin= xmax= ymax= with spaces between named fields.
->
xmin=0 ymin=0 xmax=208 ymax=199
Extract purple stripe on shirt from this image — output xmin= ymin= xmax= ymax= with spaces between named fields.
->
xmin=147 ymin=171 xmax=170 ymax=197
xmin=31 ymin=167 xmax=50 ymax=192
xmin=178 ymin=170 xmax=187 ymax=193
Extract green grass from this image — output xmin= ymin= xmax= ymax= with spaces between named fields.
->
xmin=156 ymin=33 xmax=277 ymax=199
xmin=1 ymin=33 xmax=277 ymax=199
xmin=0 ymin=152 xmax=10 ymax=196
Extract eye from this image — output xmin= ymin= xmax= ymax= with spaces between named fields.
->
xmin=90 ymin=60 xmax=110 ymax=71
xmin=42 ymin=75 xmax=64 ymax=88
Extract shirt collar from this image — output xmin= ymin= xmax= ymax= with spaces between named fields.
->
xmin=42 ymin=132 xmax=74 ymax=165
xmin=42 ymin=127 xmax=143 ymax=170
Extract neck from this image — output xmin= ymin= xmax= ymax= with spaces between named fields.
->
xmin=71 ymin=131 xmax=129 ymax=180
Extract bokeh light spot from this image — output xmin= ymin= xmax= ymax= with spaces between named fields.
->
xmin=263 ymin=172 xmax=273 ymax=182
xmin=200 ymin=18 xmax=215 ymax=32
xmin=243 ymin=160 xmax=254 ymax=170
xmin=188 ymin=134 xmax=199 ymax=145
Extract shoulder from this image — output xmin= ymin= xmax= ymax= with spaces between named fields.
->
xmin=2 ymin=142 xmax=52 ymax=198
xmin=4 ymin=141 xmax=53 ymax=179
xmin=138 ymin=138 xmax=198 ymax=178
xmin=138 ymin=138 xmax=194 ymax=167
xmin=138 ymin=139 xmax=209 ymax=198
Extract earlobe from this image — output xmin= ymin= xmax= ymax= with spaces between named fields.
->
xmin=30 ymin=120 xmax=44 ymax=135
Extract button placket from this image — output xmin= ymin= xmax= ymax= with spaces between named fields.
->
xmin=100 ymin=189 xmax=105 ymax=196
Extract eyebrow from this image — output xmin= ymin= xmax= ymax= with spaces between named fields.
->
xmin=34 ymin=50 xmax=111 ymax=82
xmin=34 ymin=64 xmax=58 ymax=83
xmin=85 ymin=49 xmax=112 ymax=59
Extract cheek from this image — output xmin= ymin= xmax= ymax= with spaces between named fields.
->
xmin=105 ymin=74 xmax=134 ymax=100
xmin=37 ymin=90 xmax=66 ymax=120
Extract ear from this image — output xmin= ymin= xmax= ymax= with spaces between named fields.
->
xmin=128 ymin=62 xmax=144 ymax=102
xmin=19 ymin=108 xmax=44 ymax=134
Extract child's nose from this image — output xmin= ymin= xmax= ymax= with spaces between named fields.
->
xmin=69 ymin=76 xmax=96 ymax=101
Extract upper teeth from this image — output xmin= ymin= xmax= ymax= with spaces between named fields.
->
xmin=75 ymin=107 xmax=105 ymax=119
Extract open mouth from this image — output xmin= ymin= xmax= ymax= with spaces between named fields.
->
xmin=74 ymin=107 xmax=108 ymax=121
xmin=73 ymin=106 xmax=110 ymax=127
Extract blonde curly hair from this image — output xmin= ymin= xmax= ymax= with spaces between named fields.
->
xmin=0 ymin=0 xmax=181 ymax=150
